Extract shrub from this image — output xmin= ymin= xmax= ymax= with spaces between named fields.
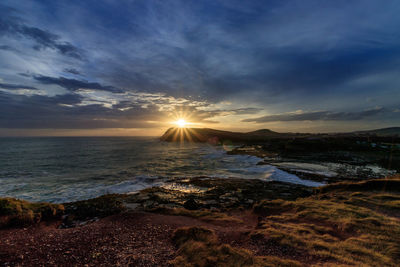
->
xmin=64 ymin=194 xmax=126 ymax=220
xmin=0 ymin=197 xmax=64 ymax=228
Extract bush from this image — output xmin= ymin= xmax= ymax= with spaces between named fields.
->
xmin=64 ymin=194 xmax=126 ymax=220
xmin=0 ymin=197 xmax=64 ymax=228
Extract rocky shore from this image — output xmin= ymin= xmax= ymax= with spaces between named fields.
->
xmin=30 ymin=177 xmax=307 ymax=229
xmin=1 ymin=128 xmax=399 ymax=266
xmin=161 ymin=127 xmax=400 ymax=184
xmin=228 ymin=143 xmax=398 ymax=183
xmin=1 ymin=177 xmax=400 ymax=266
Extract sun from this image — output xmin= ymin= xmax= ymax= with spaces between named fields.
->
xmin=175 ymin=119 xmax=187 ymax=128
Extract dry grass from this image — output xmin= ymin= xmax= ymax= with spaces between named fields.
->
xmin=316 ymin=178 xmax=400 ymax=194
xmin=0 ymin=197 xmax=64 ymax=228
xmin=171 ymin=226 xmax=302 ymax=267
xmin=154 ymin=207 xmax=243 ymax=223
xmin=252 ymin=179 xmax=400 ymax=266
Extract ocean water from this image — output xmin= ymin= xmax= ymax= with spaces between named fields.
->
xmin=0 ymin=137 xmax=322 ymax=203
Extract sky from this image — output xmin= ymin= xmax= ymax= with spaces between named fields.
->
xmin=0 ymin=0 xmax=399 ymax=136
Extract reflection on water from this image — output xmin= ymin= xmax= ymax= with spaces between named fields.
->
xmin=0 ymin=137 xmax=322 ymax=203
xmin=161 ymin=183 xmax=209 ymax=194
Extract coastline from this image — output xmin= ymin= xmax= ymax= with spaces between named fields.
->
xmin=1 ymin=176 xmax=400 ymax=266
xmin=1 ymin=129 xmax=400 ymax=266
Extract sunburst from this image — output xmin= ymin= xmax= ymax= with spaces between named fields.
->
xmin=175 ymin=119 xmax=187 ymax=128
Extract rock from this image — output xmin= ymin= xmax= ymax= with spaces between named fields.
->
xmin=203 ymin=199 xmax=218 ymax=205
xmin=219 ymin=193 xmax=232 ymax=200
xmin=229 ymin=197 xmax=239 ymax=202
xmin=220 ymin=193 xmax=239 ymax=203
xmin=124 ymin=203 xmax=140 ymax=210
xmin=142 ymin=200 xmax=155 ymax=209
xmin=137 ymin=194 xmax=150 ymax=201
xmin=159 ymin=203 xmax=182 ymax=209
xmin=183 ymin=199 xmax=199 ymax=210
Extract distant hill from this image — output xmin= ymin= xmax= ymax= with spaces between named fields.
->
xmin=161 ymin=127 xmax=302 ymax=143
xmin=246 ymin=129 xmax=278 ymax=135
xmin=354 ymin=127 xmax=400 ymax=137
xmin=160 ymin=127 xmax=400 ymax=143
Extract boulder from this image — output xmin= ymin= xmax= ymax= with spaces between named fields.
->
xmin=184 ymin=199 xmax=199 ymax=210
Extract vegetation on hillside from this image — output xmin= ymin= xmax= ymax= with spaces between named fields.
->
xmin=171 ymin=226 xmax=302 ymax=267
xmin=2 ymin=178 xmax=400 ymax=266
xmin=251 ymin=179 xmax=400 ymax=266
xmin=0 ymin=197 xmax=64 ymax=228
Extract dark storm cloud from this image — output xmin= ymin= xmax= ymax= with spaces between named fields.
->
xmin=230 ymin=108 xmax=262 ymax=115
xmin=1 ymin=0 xmax=400 ymax=131
xmin=0 ymin=44 xmax=17 ymax=52
xmin=18 ymin=73 xmax=32 ymax=78
xmin=63 ymin=68 xmax=81 ymax=75
xmin=0 ymin=82 xmax=37 ymax=90
xmin=34 ymin=75 xmax=123 ymax=93
xmin=85 ymin=0 xmax=400 ymax=106
xmin=0 ymin=10 xmax=82 ymax=59
xmin=18 ymin=26 xmax=80 ymax=58
xmin=0 ymin=91 xmax=164 ymax=129
xmin=194 ymin=107 xmax=263 ymax=117
xmin=242 ymin=108 xmax=387 ymax=123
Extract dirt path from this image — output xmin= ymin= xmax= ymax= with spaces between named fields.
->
xmin=0 ymin=211 xmax=260 ymax=267
xmin=1 ymin=208 xmax=342 ymax=266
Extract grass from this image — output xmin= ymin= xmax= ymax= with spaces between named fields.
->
xmin=1 ymin=194 xmax=126 ymax=228
xmin=172 ymin=226 xmax=217 ymax=246
xmin=152 ymin=207 xmax=243 ymax=223
xmin=0 ymin=197 xmax=64 ymax=228
xmin=171 ymin=226 xmax=302 ymax=267
xmin=3 ymin=178 xmax=400 ymax=265
xmin=252 ymin=179 xmax=400 ymax=266
xmin=316 ymin=178 xmax=400 ymax=194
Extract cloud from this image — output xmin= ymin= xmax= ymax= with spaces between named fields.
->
xmin=0 ymin=91 xmax=162 ymax=129
xmin=33 ymin=75 xmax=123 ymax=93
xmin=0 ymin=44 xmax=18 ymax=52
xmin=242 ymin=108 xmax=387 ymax=123
xmin=76 ymin=0 xmax=400 ymax=108
xmin=18 ymin=73 xmax=32 ymax=77
xmin=164 ymin=105 xmax=262 ymax=124
xmin=0 ymin=82 xmax=37 ymax=90
xmin=0 ymin=12 xmax=82 ymax=59
xmin=0 ymin=88 xmax=228 ymax=129
xmin=0 ymin=1 xmax=400 ymax=132
xmin=230 ymin=108 xmax=263 ymax=115
xmin=63 ymin=68 xmax=81 ymax=75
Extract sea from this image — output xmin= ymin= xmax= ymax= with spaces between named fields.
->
xmin=0 ymin=137 xmax=322 ymax=203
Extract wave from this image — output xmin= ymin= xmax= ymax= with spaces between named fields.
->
xmin=0 ymin=137 xmax=323 ymax=203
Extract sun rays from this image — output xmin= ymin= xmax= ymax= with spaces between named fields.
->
xmin=161 ymin=127 xmax=205 ymax=144
xmin=175 ymin=119 xmax=187 ymax=128
xmin=170 ymin=107 xmax=196 ymax=129
xmin=163 ymin=106 xmax=206 ymax=143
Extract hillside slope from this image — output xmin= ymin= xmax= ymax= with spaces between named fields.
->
xmin=160 ymin=127 xmax=400 ymax=143
xmin=355 ymin=127 xmax=400 ymax=136
xmin=160 ymin=127 xmax=301 ymax=143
